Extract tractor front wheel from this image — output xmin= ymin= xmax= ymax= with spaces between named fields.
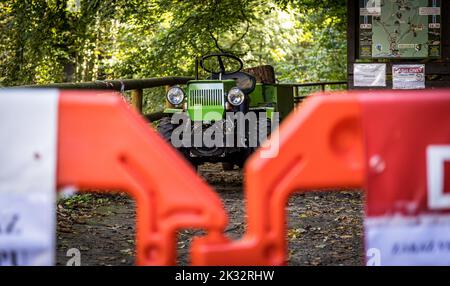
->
xmin=157 ymin=117 xmax=198 ymax=170
xmin=157 ymin=116 xmax=175 ymax=143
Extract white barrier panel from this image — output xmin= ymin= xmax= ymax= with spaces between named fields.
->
xmin=0 ymin=90 xmax=59 ymax=266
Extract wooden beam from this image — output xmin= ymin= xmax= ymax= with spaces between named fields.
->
xmin=13 ymin=77 xmax=194 ymax=91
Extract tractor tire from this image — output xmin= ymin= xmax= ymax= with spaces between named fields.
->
xmin=252 ymin=115 xmax=272 ymax=151
xmin=236 ymin=115 xmax=272 ymax=169
xmin=157 ymin=116 xmax=175 ymax=143
xmin=259 ymin=116 xmax=272 ymax=146
xmin=157 ymin=117 xmax=198 ymax=170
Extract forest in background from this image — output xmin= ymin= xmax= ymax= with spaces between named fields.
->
xmin=0 ymin=0 xmax=346 ymax=112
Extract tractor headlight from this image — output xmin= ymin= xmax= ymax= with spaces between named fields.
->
xmin=166 ymin=87 xmax=185 ymax=105
xmin=227 ymin=87 xmax=245 ymax=106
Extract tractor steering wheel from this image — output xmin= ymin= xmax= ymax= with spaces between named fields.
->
xmin=200 ymin=53 xmax=243 ymax=75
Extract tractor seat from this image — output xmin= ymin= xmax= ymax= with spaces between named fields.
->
xmin=209 ymin=72 xmax=256 ymax=95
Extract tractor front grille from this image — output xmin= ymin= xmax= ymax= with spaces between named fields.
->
xmin=189 ymin=89 xmax=224 ymax=106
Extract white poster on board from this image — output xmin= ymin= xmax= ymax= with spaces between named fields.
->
xmin=354 ymin=63 xmax=386 ymax=87
xmin=392 ymin=64 xmax=425 ymax=90
xmin=0 ymin=90 xmax=59 ymax=266
xmin=365 ymin=215 xmax=450 ymax=266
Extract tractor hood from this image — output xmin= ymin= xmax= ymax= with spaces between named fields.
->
xmin=186 ymin=80 xmax=235 ymax=122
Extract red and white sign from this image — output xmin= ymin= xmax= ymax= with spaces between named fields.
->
xmin=392 ymin=64 xmax=425 ymax=90
xmin=0 ymin=89 xmax=59 ymax=266
xmin=362 ymin=92 xmax=450 ymax=265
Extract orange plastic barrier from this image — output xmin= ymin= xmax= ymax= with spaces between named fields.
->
xmin=54 ymin=89 xmax=450 ymax=265
xmin=191 ymin=90 xmax=450 ymax=265
xmin=56 ymin=91 xmax=227 ymax=266
xmin=191 ymin=93 xmax=365 ymax=265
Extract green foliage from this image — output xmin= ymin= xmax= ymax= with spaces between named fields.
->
xmin=0 ymin=0 xmax=347 ymax=110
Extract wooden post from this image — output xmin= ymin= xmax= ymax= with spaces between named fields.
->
xmin=320 ymin=84 xmax=325 ymax=92
xmin=293 ymin=86 xmax=299 ymax=106
xmin=131 ymin=89 xmax=143 ymax=113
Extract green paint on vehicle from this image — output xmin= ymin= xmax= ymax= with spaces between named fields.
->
xmin=186 ymin=80 xmax=235 ymax=121
xmin=163 ymin=79 xmax=294 ymax=121
xmin=248 ymin=84 xmax=293 ymax=120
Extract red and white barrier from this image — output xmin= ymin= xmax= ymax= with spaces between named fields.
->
xmin=0 ymin=89 xmax=228 ymax=266
xmin=1 ymin=88 xmax=450 ymax=266
xmin=362 ymin=93 xmax=450 ymax=265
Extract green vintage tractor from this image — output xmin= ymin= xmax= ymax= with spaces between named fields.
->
xmin=157 ymin=53 xmax=294 ymax=170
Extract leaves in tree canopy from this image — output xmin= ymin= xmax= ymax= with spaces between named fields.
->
xmin=0 ymin=0 xmax=347 ymax=111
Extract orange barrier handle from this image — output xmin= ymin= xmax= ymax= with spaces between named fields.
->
xmin=191 ymin=94 xmax=365 ymax=265
xmin=56 ymin=91 xmax=228 ymax=265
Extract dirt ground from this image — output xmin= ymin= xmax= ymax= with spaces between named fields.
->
xmin=56 ymin=163 xmax=364 ymax=266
